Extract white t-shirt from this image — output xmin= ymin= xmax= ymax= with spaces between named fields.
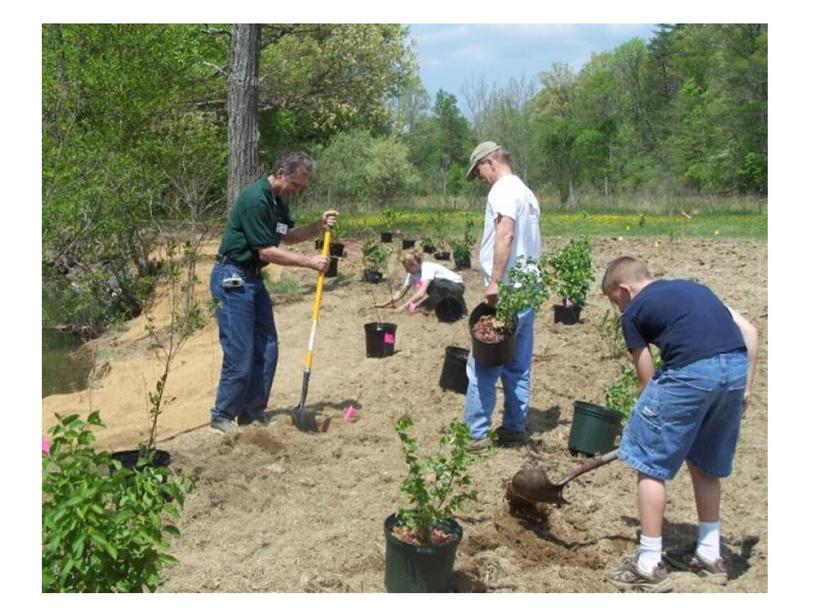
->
xmin=403 ymin=262 xmax=463 ymax=289
xmin=478 ymin=174 xmax=542 ymax=285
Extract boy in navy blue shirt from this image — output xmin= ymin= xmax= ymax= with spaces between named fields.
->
xmin=602 ymin=256 xmax=758 ymax=592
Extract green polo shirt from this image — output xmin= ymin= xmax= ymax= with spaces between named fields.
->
xmin=217 ymin=175 xmax=295 ymax=267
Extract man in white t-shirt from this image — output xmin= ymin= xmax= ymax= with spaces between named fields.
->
xmin=463 ymin=141 xmax=542 ymax=452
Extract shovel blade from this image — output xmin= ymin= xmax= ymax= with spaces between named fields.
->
xmin=508 ymin=468 xmax=566 ymax=505
xmin=291 ymin=404 xmax=319 ymax=432
xmin=291 ymin=369 xmax=319 ymax=432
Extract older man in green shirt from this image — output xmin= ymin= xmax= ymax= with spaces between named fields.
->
xmin=210 ymin=151 xmax=337 ymax=434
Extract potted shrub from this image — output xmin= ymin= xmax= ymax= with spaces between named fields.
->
xmin=431 ymin=209 xmax=450 ymax=260
xmin=42 ymin=411 xmax=192 ymax=592
xmin=451 ymin=212 xmax=476 ymax=270
xmin=380 ymin=206 xmax=401 ymax=243
xmin=470 ymin=257 xmax=550 ymax=366
xmin=567 ymin=363 xmax=635 ymax=456
xmin=315 ymin=219 xmax=346 ymax=257
xmin=385 ymin=416 xmax=481 ymax=592
xmin=547 ymin=237 xmax=594 ymax=325
xmin=362 ymin=233 xmax=389 ymax=283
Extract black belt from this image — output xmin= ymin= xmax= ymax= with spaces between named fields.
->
xmin=216 ymin=254 xmax=261 ymax=275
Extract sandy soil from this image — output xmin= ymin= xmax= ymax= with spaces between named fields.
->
xmin=42 ymin=235 xmax=768 ymax=593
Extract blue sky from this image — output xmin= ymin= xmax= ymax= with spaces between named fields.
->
xmin=407 ymin=24 xmax=658 ymax=115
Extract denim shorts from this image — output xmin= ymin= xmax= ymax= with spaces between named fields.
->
xmin=618 ymin=351 xmax=748 ymax=480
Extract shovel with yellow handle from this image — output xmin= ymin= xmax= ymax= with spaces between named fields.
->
xmin=291 ymin=228 xmax=332 ymax=432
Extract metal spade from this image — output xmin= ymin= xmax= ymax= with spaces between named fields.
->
xmin=506 ymin=448 xmax=619 ymax=506
xmin=291 ymin=229 xmax=332 ymax=432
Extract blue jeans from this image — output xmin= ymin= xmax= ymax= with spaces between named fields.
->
xmin=619 ymin=351 xmax=748 ymax=481
xmin=210 ymin=262 xmax=278 ymax=422
xmin=463 ymin=307 xmax=535 ymax=439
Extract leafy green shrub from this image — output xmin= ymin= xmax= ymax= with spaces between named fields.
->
xmin=546 ymin=237 xmax=594 ymax=307
xmin=42 ymin=412 xmax=191 ymax=592
xmin=451 ymin=212 xmax=476 ymax=266
xmin=604 ymin=364 xmax=639 ymax=421
xmin=494 ymin=257 xmax=551 ymax=332
xmin=380 ymin=206 xmax=402 ymax=231
xmin=394 ymin=417 xmax=480 ymax=544
xmin=362 ymin=233 xmax=389 ymax=274
xmin=595 ymin=309 xmax=627 ymax=359
xmin=312 ymin=130 xmax=420 ymax=204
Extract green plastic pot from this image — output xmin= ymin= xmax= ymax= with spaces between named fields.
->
xmin=384 ymin=513 xmax=463 ymax=593
xmin=568 ymin=401 xmax=623 ymax=456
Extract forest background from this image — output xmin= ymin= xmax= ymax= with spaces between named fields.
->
xmin=41 ymin=23 xmax=767 ymax=338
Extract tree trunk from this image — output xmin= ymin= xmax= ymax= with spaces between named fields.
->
xmin=227 ymin=24 xmax=261 ymax=210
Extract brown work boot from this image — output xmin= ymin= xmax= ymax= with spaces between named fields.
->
xmin=466 ymin=437 xmax=490 ymax=454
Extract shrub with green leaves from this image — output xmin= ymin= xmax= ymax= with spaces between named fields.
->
xmin=42 ymin=412 xmax=191 ymax=592
xmin=362 ymin=233 xmax=390 ymax=274
xmin=547 ymin=237 xmax=594 ymax=307
xmin=604 ymin=363 xmax=639 ymax=421
xmin=494 ymin=257 xmax=551 ymax=332
xmin=394 ymin=417 xmax=480 ymax=544
xmin=380 ymin=206 xmax=402 ymax=231
xmin=451 ymin=212 xmax=476 ymax=265
xmin=595 ymin=309 xmax=627 ymax=359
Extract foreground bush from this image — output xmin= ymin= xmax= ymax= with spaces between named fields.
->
xmin=42 ymin=412 xmax=191 ymax=592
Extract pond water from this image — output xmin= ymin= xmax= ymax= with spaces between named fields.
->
xmin=42 ymin=328 xmax=94 ymax=398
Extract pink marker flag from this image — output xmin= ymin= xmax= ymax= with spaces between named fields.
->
xmin=42 ymin=436 xmax=50 ymax=455
xmin=384 ymin=333 xmax=395 ymax=345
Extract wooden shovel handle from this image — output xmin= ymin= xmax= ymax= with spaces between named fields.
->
xmin=555 ymin=448 xmax=619 ymax=487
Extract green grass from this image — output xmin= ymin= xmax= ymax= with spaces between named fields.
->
xmin=263 ymin=274 xmax=303 ymax=298
xmin=335 ymin=209 xmax=767 ymax=241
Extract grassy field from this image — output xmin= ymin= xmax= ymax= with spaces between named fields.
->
xmin=337 ymin=209 xmax=767 ymax=241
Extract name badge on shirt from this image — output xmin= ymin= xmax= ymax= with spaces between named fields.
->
xmin=276 ymin=222 xmax=288 ymax=235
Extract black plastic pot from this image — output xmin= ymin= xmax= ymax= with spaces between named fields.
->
xmin=402 ymin=239 xmax=416 ymax=250
xmin=315 ymin=240 xmax=345 ymax=257
xmin=454 ymin=254 xmax=471 ymax=270
xmin=384 ymin=513 xmax=463 ymax=593
xmin=329 ymin=242 xmax=345 ymax=257
xmin=469 ymin=302 xmax=517 ymax=366
xmin=435 ymin=298 xmax=464 ymax=323
xmin=381 ymin=232 xmax=394 ymax=243
xmin=110 ymin=448 xmax=171 ymax=470
xmin=325 ymin=256 xmax=339 ymax=278
xmin=438 ymin=346 xmax=469 ymax=394
xmin=363 ymin=270 xmax=383 ymax=283
xmin=433 ymin=251 xmax=451 ymax=261
xmin=364 ymin=322 xmax=397 ymax=358
xmin=553 ymin=303 xmax=582 ymax=325
xmin=422 ymin=244 xmax=437 ymax=255
xmin=568 ymin=401 xmax=623 ymax=456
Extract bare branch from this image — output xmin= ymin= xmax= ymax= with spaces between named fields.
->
xmin=202 ymin=25 xmax=231 ymax=37
xmin=200 ymin=60 xmax=228 ymax=79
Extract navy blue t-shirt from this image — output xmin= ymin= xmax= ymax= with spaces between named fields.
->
xmin=621 ymin=279 xmax=746 ymax=369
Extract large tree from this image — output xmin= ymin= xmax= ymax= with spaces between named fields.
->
xmin=227 ymin=24 xmax=261 ymax=207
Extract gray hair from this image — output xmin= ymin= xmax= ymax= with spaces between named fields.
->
xmin=486 ymin=147 xmax=512 ymax=166
xmin=272 ymin=151 xmax=315 ymax=178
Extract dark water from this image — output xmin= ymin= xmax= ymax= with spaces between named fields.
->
xmin=42 ymin=329 xmax=94 ymax=398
